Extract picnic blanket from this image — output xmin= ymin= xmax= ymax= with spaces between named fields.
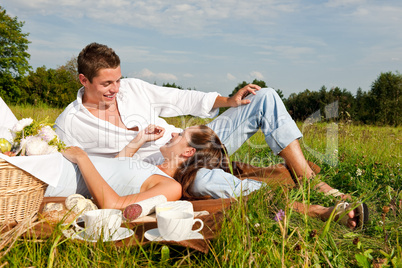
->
xmin=25 ymin=161 xmax=320 ymax=254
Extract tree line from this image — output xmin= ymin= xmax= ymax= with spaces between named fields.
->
xmin=284 ymin=71 xmax=401 ymax=126
xmin=1 ymin=6 xmax=400 ymax=125
xmin=227 ymin=76 xmax=401 ymax=126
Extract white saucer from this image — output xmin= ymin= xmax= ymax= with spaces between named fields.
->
xmin=144 ymin=228 xmax=204 ymax=242
xmin=70 ymin=227 xmax=134 ymax=242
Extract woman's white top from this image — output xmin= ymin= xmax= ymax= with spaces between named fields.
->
xmin=44 ymin=156 xmax=171 ymax=197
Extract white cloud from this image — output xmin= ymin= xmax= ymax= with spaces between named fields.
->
xmin=249 ymin=71 xmax=264 ymax=80
xmin=137 ymin=68 xmax=154 ymax=78
xmin=183 ymin=73 xmax=194 ymax=78
xmin=227 ymin=73 xmax=236 ymax=81
xmin=158 ymin=72 xmax=179 ymax=81
xmin=4 ymin=0 xmax=298 ymax=37
xmin=164 ymin=50 xmax=191 ymax=55
xmin=135 ymin=68 xmax=177 ymax=81
xmin=326 ymin=0 xmax=366 ymax=8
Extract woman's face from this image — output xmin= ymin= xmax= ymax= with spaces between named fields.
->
xmin=160 ymin=126 xmax=199 ymax=160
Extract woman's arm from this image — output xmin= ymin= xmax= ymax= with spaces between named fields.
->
xmin=115 ymin=125 xmax=165 ymax=158
xmin=62 ymin=147 xmax=181 ymax=209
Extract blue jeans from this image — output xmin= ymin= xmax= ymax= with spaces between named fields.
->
xmin=207 ymin=88 xmax=302 ymax=155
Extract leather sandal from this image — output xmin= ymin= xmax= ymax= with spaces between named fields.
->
xmin=334 ymin=202 xmax=369 ymax=230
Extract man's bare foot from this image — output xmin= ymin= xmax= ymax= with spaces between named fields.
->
xmin=313 ymin=181 xmax=352 ymax=200
xmin=308 ymin=203 xmax=357 ymax=229
xmin=327 ymin=203 xmax=357 ymax=229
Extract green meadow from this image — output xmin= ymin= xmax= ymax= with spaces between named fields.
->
xmin=1 ymin=104 xmax=401 ymax=267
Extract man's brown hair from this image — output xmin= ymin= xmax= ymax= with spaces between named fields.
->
xmin=77 ymin=43 xmax=120 ymax=82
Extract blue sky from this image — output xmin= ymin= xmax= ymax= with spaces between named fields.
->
xmin=2 ymin=0 xmax=401 ymax=97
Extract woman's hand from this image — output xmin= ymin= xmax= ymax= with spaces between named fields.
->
xmin=137 ymin=125 xmax=165 ymax=143
xmin=61 ymin=146 xmax=88 ymax=164
xmin=116 ymin=125 xmax=165 ymax=158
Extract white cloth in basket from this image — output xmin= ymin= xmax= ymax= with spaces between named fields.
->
xmin=0 ymin=97 xmax=18 ymax=142
xmin=0 ymin=153 xmax=63 ymax=187
xmin=0 ymin=97 xmax=63 ymax=187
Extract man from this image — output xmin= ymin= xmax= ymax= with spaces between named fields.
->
xmin=55 ymin=43 xmax=337 ymax=195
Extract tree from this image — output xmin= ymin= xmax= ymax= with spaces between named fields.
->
xmin=58 ymin=56 xmax=79 ymax=84
xmin=229 ymin=79 xmax=267 ymax=97
xmin=162 ymin=82 xmax=183 ymax=89
xmin=370 ymin=71 xmax=401 ymax=125
xmin=162 ymin=82 xmax=195 ymax=90
xmin=0 ymin=6 xmax=31 ymax=104
xmin=22 ymin=65 xmax=81 ymax=107
xmin=355 ymin=87 xmax=375 ymax=124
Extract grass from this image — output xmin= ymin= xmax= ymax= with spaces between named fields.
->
xmin=1 ymin=106 xmax=401 ymax=267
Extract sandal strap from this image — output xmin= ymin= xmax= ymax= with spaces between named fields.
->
xmin=324 ymin=189 xmax=344 ymax=197
xmin=334 ymin=201 xmax=350 ymax=226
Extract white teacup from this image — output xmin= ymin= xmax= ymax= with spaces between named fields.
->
xmin=155 ymin=201 xmax=194 ymax=216
xmin=74 ymin=209 xmax=122 ymax=240
xmin=156 ymin=211 xmax=204 ymax=241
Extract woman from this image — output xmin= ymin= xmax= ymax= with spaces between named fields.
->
xmin=45 ymin=126 xmax=181 ymax=208
xmin=62 ymin=124 xmax=365 ymax=229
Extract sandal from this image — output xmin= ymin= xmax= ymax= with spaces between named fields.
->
xmin=334 ymin=202 xmax=369 ymax=230
xmin=324 ymin=188 xmax=345 ymax=198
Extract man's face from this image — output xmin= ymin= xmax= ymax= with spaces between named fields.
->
xmin=80 ymin=66 xmax=122 ymax=107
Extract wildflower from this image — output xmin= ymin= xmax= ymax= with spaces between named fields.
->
xmin=356 ymin=168 xmax=362 ymax=176
xmin=11 ymin=118 xmax=33 ymax=133
xmin=274 ymin=209 xmax=285 ymax=222
xmin=254 ymin=223 xmax=260 ymax=228
xmin=382 ymin=206 xmax=390 ymax=214
xmin=310 ymin=229 xmax=317 ymax=238
xmin=38 ymin=125 xmax=57 ymax=142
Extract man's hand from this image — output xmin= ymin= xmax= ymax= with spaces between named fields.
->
xmin=229 ymin=84 xmax=261 ymax=107
xmin=213 ymin=84 xmax=261 ymax=109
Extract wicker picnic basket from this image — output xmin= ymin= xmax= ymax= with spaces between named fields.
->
xmin=0 ymin=159 xmax=48 ymax=224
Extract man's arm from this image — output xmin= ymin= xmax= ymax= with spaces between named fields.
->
xmin=212 ymin=84 xmax=261 ymax=109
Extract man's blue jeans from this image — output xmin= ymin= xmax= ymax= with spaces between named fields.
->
xmin=208 ymin=88 xmax=302 ymax=155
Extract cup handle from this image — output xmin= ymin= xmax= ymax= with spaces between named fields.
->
xmin=192 ymin=218 xmax=204 ymax=233
xmin=72 ymin=216 xmax=84 ymax=231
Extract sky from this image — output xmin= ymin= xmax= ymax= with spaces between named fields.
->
xmin=2 ymin=0 xmax=401 ymax=98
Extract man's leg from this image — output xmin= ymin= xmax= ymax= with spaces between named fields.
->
xmin=208 ymin=88 xmax=310 ymax=179
xmin=208 ymin=88 xmax=301 ymax=156
xmin=292 ymin=202 xmax=358 ymax=229
xmin=278 ymin=139 xmax=314 ymax=178
xmin=207 ymin=88 xmax=343 ymax=196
